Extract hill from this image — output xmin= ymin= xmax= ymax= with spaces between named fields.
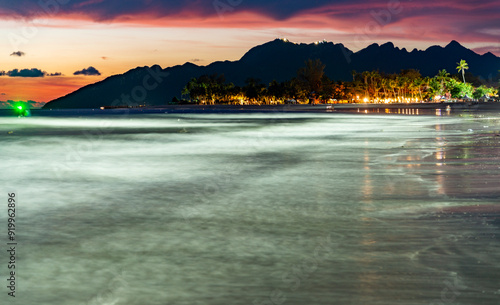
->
xmin=43 ymin=39 xmax=500 ymax=108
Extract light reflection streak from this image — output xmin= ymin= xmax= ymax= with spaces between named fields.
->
xmin=434 ymin=126 xmax=447 ymax=192
xmin=435 ymin=171 xmax=446 ymax=195
xmin=346 ymin=107 xmax=451 ymax=115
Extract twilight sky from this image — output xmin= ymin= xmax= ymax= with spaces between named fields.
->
xmin=1 ymin=0 xmax=499 ymax=105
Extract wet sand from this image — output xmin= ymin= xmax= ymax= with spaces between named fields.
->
xmin=151 ymin=102 xmax=500 ymax=114
xmin=422 ymin=131 xmax=500 ymax=199
xmin=2 ymin=107 xmax=499 ymax=304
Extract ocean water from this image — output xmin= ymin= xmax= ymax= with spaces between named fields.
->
xmin=1 ymin=110 xmax=499 ymax=305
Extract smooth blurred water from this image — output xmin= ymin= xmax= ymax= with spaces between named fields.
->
xmin=1 ymin=111 xmax=499 ymax=305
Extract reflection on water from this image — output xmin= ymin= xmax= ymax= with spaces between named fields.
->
xmin=344 ymin=107 xmax=452 ymax=116
xmin=0 ymin=112 xmax=499 ymax=305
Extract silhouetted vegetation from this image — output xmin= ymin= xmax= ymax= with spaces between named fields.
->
xmin=180 ymin=59 xmax=499 ymax=105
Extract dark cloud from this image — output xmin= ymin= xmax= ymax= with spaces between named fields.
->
xmin=0 ymin=101 xmax=12 ymax=109
xmin=7 ymin=68 xmax=45 ymax=77
xmin=10 ymin=51 xmax=25 ymax=57
xmin=0 ymin=69 xmax=62 ymax=77
xmin=101 ymin=56 xmax=108 ymax=60
xmin=0 ymin=0 xmax=498 ymax=23
xmin=473 ymin=46 xmax=500 ymax=56
xmin=191 ymin=58 xmax=203 ymax=62
xmin=0 ymin=100 xmax=43 ymax=109
xmin=0 ymin=0 xmax=499 ymax=45
xmin=26 ymin=100 xmax=39 ymax=106
xmin=73 ymin=66 xmax=101 ymax=76
xmin=0 ymin=0 xmax=346 ymax=20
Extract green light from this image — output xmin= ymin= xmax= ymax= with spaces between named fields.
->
xmin=13 ymin=103 xmax=30 ymax=117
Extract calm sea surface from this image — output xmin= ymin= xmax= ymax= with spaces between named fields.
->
xmin=1 ymin=110 xmax=499 ymax=304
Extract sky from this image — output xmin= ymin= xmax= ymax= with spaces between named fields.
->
xmin=1 ymin=0 xmax=499 ymax=106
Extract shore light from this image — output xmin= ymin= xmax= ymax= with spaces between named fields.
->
xmin=13 ymin=103 xmax=30 ymax=117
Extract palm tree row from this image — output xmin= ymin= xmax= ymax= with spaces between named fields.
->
xmin=349 ymin=69 xmax=431 ymax=102
xmin=181 ymin=59 xmax=498 ymax=105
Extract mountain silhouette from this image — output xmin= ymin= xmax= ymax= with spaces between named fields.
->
xmin=43 ymin=39 xmax=500 ymax=108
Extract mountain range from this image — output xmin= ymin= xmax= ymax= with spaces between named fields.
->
xmin=43 ymin=39 xmax=500 ymax=108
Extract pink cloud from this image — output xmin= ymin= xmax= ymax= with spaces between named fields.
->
xmin=1 ymin=0 xmax=498 ymax=54
xmin=473 ymin=46 xmax=500 ymax=56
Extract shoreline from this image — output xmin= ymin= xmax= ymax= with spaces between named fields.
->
xmin=3 ymin=101 xmax=500 ymax=116
xmin=55 ymin=101 xmax=500 ymax=112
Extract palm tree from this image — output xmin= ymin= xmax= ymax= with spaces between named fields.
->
xmin=437 ymin=69 xmax=450 ymax=79
xmin=244 ymin=77 xmax=265 ymax=104
xmin=436 ymin=69 xmax=450 ymax=95
xmin=419 ymin=77 xmax=431 ymax=101
xmin=369 ymin=70 xmax=381 ymax=99
xmin=351 ymin=70 xmax=357 ymax=82
xmin=389 ymin=78 xmax=397 ymax=99
xmin=361 ymin=71 xmax=370 ymax=98
xmin=297 ymin=59 xmax=326 ymax=97
xmin=456 ymin=59 xmax=469 ymax=83
xmin=380 ymin=78 xmax=389 ymax=99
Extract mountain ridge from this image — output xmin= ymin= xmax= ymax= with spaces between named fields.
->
xmin=43 ymin=39 xmax=500 ymax=108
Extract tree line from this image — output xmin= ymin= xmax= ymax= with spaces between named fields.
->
xmin=180 ymin=59 xmax=499 ymax=105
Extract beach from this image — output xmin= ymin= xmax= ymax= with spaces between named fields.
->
xmin=1 ymin=111 xmax=499 ymax=304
